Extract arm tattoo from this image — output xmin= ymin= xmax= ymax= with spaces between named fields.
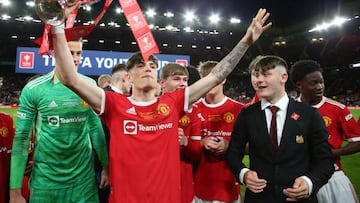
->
xmin=211 ymin=41 xmax=250 ymax=81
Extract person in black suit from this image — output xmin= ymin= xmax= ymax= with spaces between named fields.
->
xmin=227 ymin=55 xmax=334 ymax=203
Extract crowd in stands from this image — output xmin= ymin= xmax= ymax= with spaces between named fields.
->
xmin=1 ymin=70 xmax=360 ymax=106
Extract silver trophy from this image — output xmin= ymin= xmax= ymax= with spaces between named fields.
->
xmin=35 ymin=0 xmax=99 ymax=26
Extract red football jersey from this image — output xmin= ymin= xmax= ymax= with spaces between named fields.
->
xmin=194 ymin=97 xmax=243 ymax=202
xmin=0 ymin=112 xmax=15 ymax=203
xmin=314 ymin=97 xmax=360 ymax=170
xmin=178 ymin=106 xmax=202 ymax=203
xmin=102 ymin=88 xmax=188 ymax=203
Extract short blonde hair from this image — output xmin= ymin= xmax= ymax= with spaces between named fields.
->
xmin=97 ymin=74 xmax=112 ymax=88
xmin=198 ymin=61 xmax=218 ymax=78
xmin=160 ymin=63 xmax=188 ymax=80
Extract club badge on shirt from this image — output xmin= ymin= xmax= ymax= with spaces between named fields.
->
xmin=296 ymin=135 xmax=304 ymax=144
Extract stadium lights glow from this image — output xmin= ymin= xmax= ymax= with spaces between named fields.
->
xmin=82 ymin=5 xmax=92 ymax=11
xmin=184 ymin=27 xmax=194 ymax=32
xmin=1 ymin=14 xmax=11 ymax=20
xmin=165 ymin=25 xmax=174 ymax=30
xmin=23 ymin=16 xmax=33 ymax=21
xmin=191 ymin=45 xmax=197 ymax=49
xmin=99 ymin=40 xmax=104 ymax=43
xmin=0 ymin=0 xmax=11 ymax=6
xmin=146 ymin=9 xmax=156 ymax=18
xmin=351 ymin=63 xmax=360 ymax=68
xmin=184 ymin=11 xmax=196 ymax=22
xmin=162 ymin=43 xmax=168 ymax=47
xmin=309 ymin=16 xmax=351 ymax=32
xmin=230 ymin=17 xmax=241 ymax=24
xmin=209 ymin=14 xmax=220 ymax=24
xmin=164 ymin=12 xmax=174 ymax=18
xmin=115 ymin=40 xmax=120 ymax=44
xmin=209 ymin=30 xmax=219 ymax=35
xmin=26 ymin=1 xmax=34 ymax=7
xmin=115 ymin=7 xmax=123 ymax=14
xmin=11 ymin=35 xmax=17 ymax=39
xmin=108 ymin=22 xmax=120 ymax=27
xmin=15 ymin=16 xmax=33 ymax=22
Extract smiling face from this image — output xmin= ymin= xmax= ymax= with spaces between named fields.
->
xmin=251 ymin=65 xmax=288 ymax=104
xmin=160 ymin=74 xmax=188 ymax=92
xmin=296 ymin=71 xmax=324 ymax=105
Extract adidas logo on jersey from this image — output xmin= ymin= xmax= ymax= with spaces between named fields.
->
xmin=126 ymin=107 xmax=136 ymax=115
xmin=197 ymin=113 xmax=205 ymax=121
xmin=48 ymin=100 xmax=58 ymax=108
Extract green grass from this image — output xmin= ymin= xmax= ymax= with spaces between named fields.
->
xmin=2 ymin=107 xmax=360 ymax=199
xmin=350 ymin=109 xmax=360 ymax=122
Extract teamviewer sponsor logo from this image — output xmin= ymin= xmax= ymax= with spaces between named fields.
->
xmin=19 ymin=52 xmax=34 ymax=69
xmin=124 ymin=120 xmax=137 ymax=135
xmin=48 ymin=116 xmax=60 ymax=127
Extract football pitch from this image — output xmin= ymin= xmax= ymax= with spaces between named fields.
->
xmin=1 ymin=107 xmax=360 ymax=198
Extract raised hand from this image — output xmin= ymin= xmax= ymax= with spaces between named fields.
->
xmin=243 ymin=8 xmax=272 ymax=45
xmin=64 ymin=0 xmax=81 ymax=18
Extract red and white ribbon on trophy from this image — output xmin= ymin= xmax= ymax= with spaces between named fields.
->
xmin=118 ymin=0 xmax=159 ymax=61
xmin=35 ymin=0 xmax=159 ymax=61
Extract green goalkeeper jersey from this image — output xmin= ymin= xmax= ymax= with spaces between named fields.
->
xmin=10 ymin=71 xmax=108 ymax=189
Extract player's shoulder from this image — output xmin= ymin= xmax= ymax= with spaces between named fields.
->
xmin=25 ymin=72 xmax=52 ymax=90
xmin=226 ymin=96 xmax=244 ymax=106
xmin=0 ymin=112 xmax=13 ymax=123
xmin=78 ymin=73 xmax=97 ymax=85
xmin=0 ymin=111 xmax=12 ymax=118
xmin=323 ymin=97 xmax=346 ymax=109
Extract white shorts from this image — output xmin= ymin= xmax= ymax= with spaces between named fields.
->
xmin=194 ymin=195 xmax=242 ymax=203
xmin=317 ymin=170 xmax=359 ymax=203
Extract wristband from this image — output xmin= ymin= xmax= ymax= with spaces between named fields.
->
xmin=51 ymin=23 xmax=65 ymax=34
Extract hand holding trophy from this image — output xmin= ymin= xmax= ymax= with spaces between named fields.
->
xmin=34 ymin=0 xmax=94 ymax=26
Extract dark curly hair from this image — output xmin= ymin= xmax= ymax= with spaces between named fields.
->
xmin=290 ymin=59 xmax=322 ymax=83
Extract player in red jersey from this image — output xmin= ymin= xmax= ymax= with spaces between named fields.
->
xmin=0 ymin=112 xmax=15 ymax=203
xmin=194 ymin=61 xmax=244 ymax=203
xmin=159 ymin=63 xmax=202 ymax=203
xmin=51 ymin=4 xmax=271 ymax=203
xmin=0 ymin=111 xmax=33 ymax=203
xmin=290 ymin=59 xmax=360 ymax=203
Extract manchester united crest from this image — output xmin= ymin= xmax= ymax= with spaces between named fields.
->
xmin=179 ymin=115 xmax=190 ymax=127
xmin=223 ymin=112 xmax=235 ymax=123
xmin=157 ymin=104 xmax=170 ymax=116
xmin=322 ymin=116 xmax=332 ymax=127
xmin=0 ymin=127 xmax=9 ymax=138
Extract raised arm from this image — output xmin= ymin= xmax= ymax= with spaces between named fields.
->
xmin=188 ymin=8 xmax=272 ymax=105
xmin=51 ymin=4 xmax=103 ymax=111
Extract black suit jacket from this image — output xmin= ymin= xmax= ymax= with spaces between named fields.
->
xmin=227 ymin=98 xmax=334 ymax=203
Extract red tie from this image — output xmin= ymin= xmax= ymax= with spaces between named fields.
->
xmin=268 ymin=106 xmax=279 ymax=152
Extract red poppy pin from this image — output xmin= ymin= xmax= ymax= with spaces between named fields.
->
xmin=291 ymin=112 xmax=300 ymax=120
